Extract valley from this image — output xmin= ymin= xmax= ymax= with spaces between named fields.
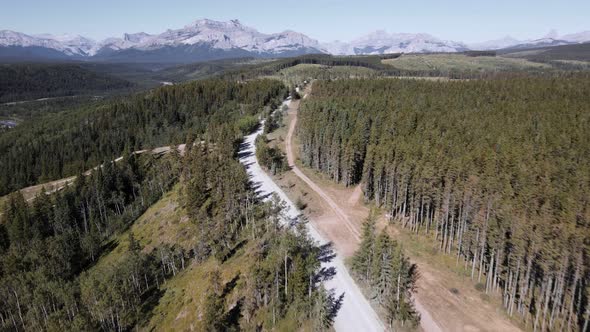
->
xmin=1 ymin=11 xmax=589 ymax=332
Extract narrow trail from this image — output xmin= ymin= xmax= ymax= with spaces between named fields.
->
xmin=286 ymin=95 xmax=442 ymax=332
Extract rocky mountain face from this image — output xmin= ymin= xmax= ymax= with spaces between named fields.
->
xmin=323 ymin=30 xmax=468 ymax=55
xmin=468 ymin=30 xmax=590 ymax=50
xmin=1 ymin=20 xmax=589 ymax=63
xmin=0 ymin=19 xmax=324 ymax=63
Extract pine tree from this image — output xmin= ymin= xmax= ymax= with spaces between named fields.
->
xmin=203 ymin=269 xmax=225 ymax=331
xmin=351 ymin=211 xmax=377 ymax=282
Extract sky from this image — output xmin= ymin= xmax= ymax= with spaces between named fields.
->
xmin=1 ymin=0 xmax=589 ymax=43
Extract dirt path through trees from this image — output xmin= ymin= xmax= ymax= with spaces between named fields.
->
xmin=285 ymin=90 xmax=521 ymax=332
xmin=285 ymin=109 xmax=361 ymax=241
xmin=285 ymin=97 xmax=441 ymax=332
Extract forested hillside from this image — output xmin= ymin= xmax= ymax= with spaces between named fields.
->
xmin=0 ymin=64 xmax=133 ymax=103
xmin=0 ymin=152 xmax=178 ymax=330
xmin=0 ymin=79 xmax=286 ymax=195
xmin=0 ymin=135 xmax=340 ymax=331
xmin=298 ymin=75 xmax=590 ymax=331
xmin=0 ymin=79 xmax=340 ymax=330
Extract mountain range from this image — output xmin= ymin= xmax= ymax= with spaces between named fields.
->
xmin=1 ymin=19 xmax=589 ymax=63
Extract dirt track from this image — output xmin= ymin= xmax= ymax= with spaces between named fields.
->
xmin=285 ymin=114 xmax=361 ymax=241
xmin=285 ymin=96 xmax=441 ymax=332
xmin=284 ymin=89 xmax=522 ymax=332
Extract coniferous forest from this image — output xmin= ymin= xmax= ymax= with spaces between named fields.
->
xmin=351 ymin=213 xmax=420 ymax=328
xmin=0 ymin=64 xmax=133 ymax=103
xmin=0 ymin=79 xmax=285 ymax=195
xmin=0 ymin=78 xmax=341 ymax=331
xmin=1 ymin=55 xmax=589 ymax=331
xmin=298 ymin=75 xmax=590 ymax=331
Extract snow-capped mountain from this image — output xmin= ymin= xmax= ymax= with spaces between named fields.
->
xmin=1 ymin=30 xmax=66 ymax=52
xmin=34 ymin=34 xmax=97 ymax=56
xmin=468 ymin=36 xmax=521 ymax=51
xmin=560 ymin=31 xmax=590 ymax=43
xmin=0 ymin=19 xmax=324 ymax=63
xmin=127 ymin=19 xmax=322 ymax=54
xmin=1 ymin=20 xmax=590 ymax=63
xmin=92 ymin=19 xmax=323 ymax=61
xmin=469 ymin=30 xmax=590 ymax=50
xmin=324 ymin=30 xmax=468 ymax=55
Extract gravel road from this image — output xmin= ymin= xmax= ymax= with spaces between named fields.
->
xmin=238 ymin=99 xmax=386 ymax=332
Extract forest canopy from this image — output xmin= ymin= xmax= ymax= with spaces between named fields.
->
xmin=298 ymin=75 xmax=590 ymax=331
xmin=0 ymin=63 xmax=133 ymax=103
xmin=0 ymin=78 xmax=286 ymax=195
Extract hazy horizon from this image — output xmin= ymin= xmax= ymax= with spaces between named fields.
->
xmin=2 ymin=0 xmax=590 ymax=43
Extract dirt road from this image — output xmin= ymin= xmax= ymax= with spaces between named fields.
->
xmin=285 ymin=119 xmax=361 ymax=241
xmin=239 ymin=99 xmax=386 ymax=332
xmin=285 ymin=97 xmax=441 ymax=332
xmin=3 ymin=144 xmax=188 ymax=204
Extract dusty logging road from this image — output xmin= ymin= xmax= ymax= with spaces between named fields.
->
xmin=3 ymin=144 xmax=188 ymax=204
xmin=239 ymin=99 xmax=386 ymax=332
xmin=285 ymin=94 xmax=442 ymax=332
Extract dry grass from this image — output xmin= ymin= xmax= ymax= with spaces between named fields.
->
xmin=383 ymin=54 xmax=550 ymax=72
xmin=263 ymin=63 xmax=378 ymax=86
xmin=87 ymin=186 xmax=192 ymax=273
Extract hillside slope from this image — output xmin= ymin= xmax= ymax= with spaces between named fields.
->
xmin=0 ymin=63 xmax=132 ymax=103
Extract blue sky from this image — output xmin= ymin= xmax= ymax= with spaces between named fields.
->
xmin=1 ymin=0 xmax=589 ymax=43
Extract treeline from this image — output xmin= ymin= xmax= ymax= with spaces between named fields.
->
xmin=0 ymin=78 xmax=286 ymax=195
xmin=298 ymin=76 xmax=590 ymax=331
xmin=221 ymin=53 xmax=561 ymax=83
xmin=0 ymin=152 xmax=178 ymax=330
xmin=220 ymin=54 xmax=401 ymax=81
xmin=0 ymin=63 xmax=132 ymax=103
xmin=0 ymin=95 xmax=104 ymax=121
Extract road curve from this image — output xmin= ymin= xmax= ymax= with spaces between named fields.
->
xmin=238 ymin=100 xmax=386 ymax=332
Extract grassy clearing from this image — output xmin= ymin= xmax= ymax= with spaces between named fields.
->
xmin=144 ymin=249 xmax=250 ymax=331
xmin=264 ymin=63 xmax=378 ymax=86
xmin=386 ymin=223 xmax=472 ymax=278
xmin=384 ymin=222 xmax=525 ymax=330
xmin=88 ymin=186 xmax=193 ymax=273
xmin=88 ymin=183 xmax=314 ymax=331
xmin=383 ymin=54 xmax=551 ymax=72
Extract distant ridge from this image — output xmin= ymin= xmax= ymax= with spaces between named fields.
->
xmin=1 ymin=20 xmax=589 ymax=63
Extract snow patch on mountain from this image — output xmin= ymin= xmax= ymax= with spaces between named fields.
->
xmin=2 ymin=20 xmax=590 ymax=60
xmin=94 ymin=19 xmax=322 ymax=55
xmin=323 ymin=30 xmax=468 ymax=55
xmin=561 ymin=31 xmax=590 ymax=43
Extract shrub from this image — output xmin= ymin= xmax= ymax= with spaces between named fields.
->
xmin=295 ymin=197 xmax=307 ymax=210
xmin=474 ymin=283 xmax=485 ymax=292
